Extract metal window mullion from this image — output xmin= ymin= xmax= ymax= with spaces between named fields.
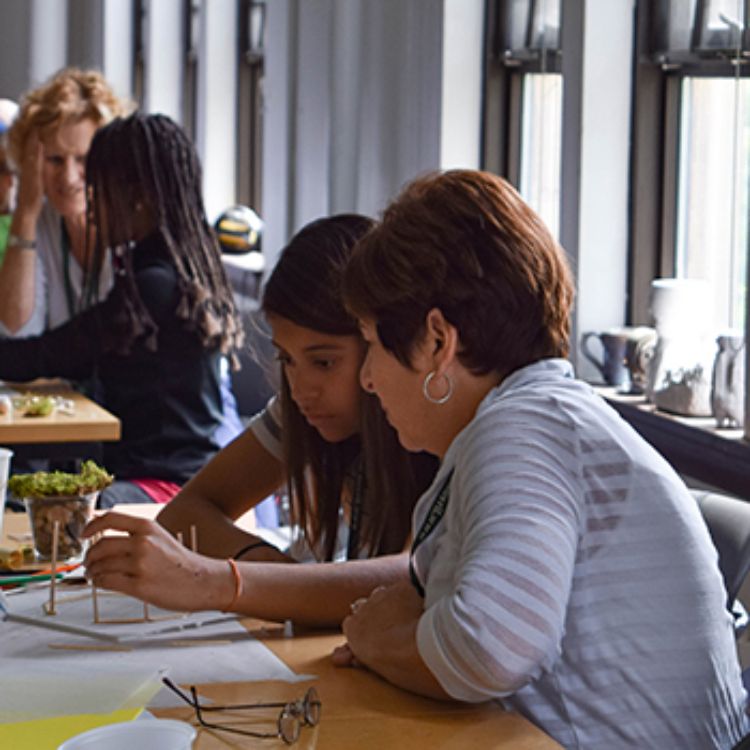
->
xmin=659 ymin=74 xmax=681 ymax=277
xmin=133 ymin=0 xmax=145 ymax=106
xmin=525 ymin=0 xmax=538 ymax=49
xmin=182 ymin=0 xmax=200 ymax=140
xmin=690 ymin=0 xmax=707 ymax=51
xmin=506 ymin=71 xmax=524 ymax=189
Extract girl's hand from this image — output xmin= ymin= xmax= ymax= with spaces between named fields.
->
xmin=83 ymin=512 xmax=232 ymax=612
xmin=15 ymin=131 xmax=45 ymax=218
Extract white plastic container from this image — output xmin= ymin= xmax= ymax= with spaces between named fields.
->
xmin=0 ymin=447 xmax=12 ymax=540
xmin=57 ymin=718 xmax=196 ymax=750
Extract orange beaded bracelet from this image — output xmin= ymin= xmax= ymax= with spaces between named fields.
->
xmin=223 ymin=558 xmax=243 ymax=612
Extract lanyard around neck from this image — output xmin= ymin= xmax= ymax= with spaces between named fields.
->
xmin=409 ymin=469 xmax=454 ymax=598
xmin=346 ymin=462 xmax=365 ymax=561
xmin=60 ymin=224 xmax=77 ymax=319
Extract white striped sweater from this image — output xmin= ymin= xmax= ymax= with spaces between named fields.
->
xmin=414 ymin=358 xmax=748 ymax=749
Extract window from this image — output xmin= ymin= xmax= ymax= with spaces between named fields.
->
xmin=641 ymin=0 xmax=749 ymax=330
xmin=482 ymin=0 xmax=562 ymax=238
xmin=630 ymin=0 xmax=750 ymax=438
xmin=675 ymin=76 xmax=749 ymax=330
xmin=519 ymin=72 xmax=562 ymax=239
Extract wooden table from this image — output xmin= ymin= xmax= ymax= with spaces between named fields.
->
xmin=0 ymin=380 xmax=120 ymax=445
xmin=153 ymin=625 xmax=562 ymax=749
xmin=0 ymin=511 xmax=561 ymax=749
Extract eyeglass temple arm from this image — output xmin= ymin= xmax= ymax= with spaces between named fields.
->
xmin=161 ymin=676 xmax=198 ymax=707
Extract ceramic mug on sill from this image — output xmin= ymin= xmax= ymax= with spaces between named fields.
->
xmin=580 ymin=326 xmax=657 ymax=389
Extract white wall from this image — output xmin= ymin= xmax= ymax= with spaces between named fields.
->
xmin=197 ymin=0 xmax=238 ymax=221
xmin=142 ymin=0 xmax=183 ymax=121
xmin=261 ymin=0 xmax=485 ymax=270
xmin=440 ymin=0 xmax=484 ymax=169
xmin=560 ymin=0 xmax=635 ymax=377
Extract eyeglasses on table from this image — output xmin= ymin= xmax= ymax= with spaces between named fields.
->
xmin=161 ymin=676 xmax=321 ymax=745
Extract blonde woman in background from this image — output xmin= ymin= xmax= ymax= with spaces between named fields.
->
xmin=0 ymin=67 xmax=130 ymax=336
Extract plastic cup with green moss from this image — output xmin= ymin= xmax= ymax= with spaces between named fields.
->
xmin=8 ymin=461 xmax=113 ymax=561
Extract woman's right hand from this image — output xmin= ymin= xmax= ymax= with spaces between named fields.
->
xmin=14 ymin=131 xmax=45 ymax=219
xmin=83 ymin=512 xmax=234 ymax=613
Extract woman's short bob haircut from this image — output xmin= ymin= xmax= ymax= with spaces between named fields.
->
xmin=8 ymin=67 xmax=131 ymax=167
xmin=344 ymin=170 xmax=575 ymax=378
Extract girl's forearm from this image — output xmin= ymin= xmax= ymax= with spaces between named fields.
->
xmin=229 ymin=554 xmax=409 ymax=627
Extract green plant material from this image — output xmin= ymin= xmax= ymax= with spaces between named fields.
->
xmin=14 ymin=394 xmax=55 ymax=417
xmin=7 ymin=460 xmax=114 ymax=498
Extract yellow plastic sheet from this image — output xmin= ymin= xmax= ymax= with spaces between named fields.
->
xmin=0 ymin=707 xmax=142 ymax=750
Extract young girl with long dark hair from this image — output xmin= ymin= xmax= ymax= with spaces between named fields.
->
xmin=83 ymin=213 xmax=437 ymax=625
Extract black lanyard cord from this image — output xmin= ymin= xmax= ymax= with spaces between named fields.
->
xmin=61 ymin=224 xmax=77 ymax=319
xmin=409 ymin=469 xmax=454 ymax=598
xmin=346 ymin=463 xmax=364 ymax=561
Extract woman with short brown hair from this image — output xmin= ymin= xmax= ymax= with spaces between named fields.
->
xmin=336 ymin=170 xmax=747 ymax=749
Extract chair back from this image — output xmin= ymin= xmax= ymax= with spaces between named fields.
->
xmin=694 ymin=490 xmax=750 ymax=610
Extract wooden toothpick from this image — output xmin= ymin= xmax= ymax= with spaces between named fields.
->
xmin=91 ymin=533 xmax=101 ymax=623
xmin=189 ymin=524 xmax=198 ymax=553
xmin=45 ymin=521 xmax=60 ymax=616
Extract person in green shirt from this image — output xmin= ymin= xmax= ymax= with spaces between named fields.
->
xmin=0 ymin=98 xmax=19 ymax=267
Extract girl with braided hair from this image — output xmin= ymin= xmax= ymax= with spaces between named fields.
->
xmin=0 ymin=112 xmax=242 ymax=507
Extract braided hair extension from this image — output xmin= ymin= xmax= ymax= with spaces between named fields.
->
xmin=84 ymin=112 xmax=243 ymax=359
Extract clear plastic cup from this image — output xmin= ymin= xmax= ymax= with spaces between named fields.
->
xmin=24 ymin=491 xmax=99 ymax=561
xmin=0 ymin=447 xmax=12 ymax=540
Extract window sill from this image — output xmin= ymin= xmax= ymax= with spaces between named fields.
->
xmin=596 ymin=386 xmax=750 ymax=500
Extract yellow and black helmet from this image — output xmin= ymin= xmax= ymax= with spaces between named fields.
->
xmin=214 ymin=205 xmax=263 ymax=255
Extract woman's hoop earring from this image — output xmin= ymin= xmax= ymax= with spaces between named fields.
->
xmin=423 ymin=371 xmax=454 ymax=405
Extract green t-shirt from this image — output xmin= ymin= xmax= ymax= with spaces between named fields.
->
xmin=0 ymin=213 xmax=11 ymax=267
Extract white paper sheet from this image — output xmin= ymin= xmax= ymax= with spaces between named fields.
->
xmin=0 ymin=584 xmax=312 ymax=717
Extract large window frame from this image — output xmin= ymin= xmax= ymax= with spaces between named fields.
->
xmin=483 ymin=0 xmax=750 ymax=488
xmin=629 ymin=0 xmax=750 ymax=440
xmin=482 ymin=0 xmax=562 ymax=228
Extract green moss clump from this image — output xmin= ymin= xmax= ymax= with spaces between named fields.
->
xmin=8 ymin=460 xmax=114 ymax=498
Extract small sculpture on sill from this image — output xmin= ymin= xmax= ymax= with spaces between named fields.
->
xmin=711 ymin=332 xmax=745 ymax=429
xmin=649 ymin=361 xmax=713 ymax=417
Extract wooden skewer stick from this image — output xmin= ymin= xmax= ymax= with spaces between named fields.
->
xmin=92 ymin=584 xmax=100 ymax=623
xmin=91 ymin=532 xmax=101 ymax=623
xmin=189 ymin=524 xmax=198 ymax=553
xmin=45 ymin=521 xmax=60 ymax=616
xmin=48 ymin=642 xmax=132 ymax=653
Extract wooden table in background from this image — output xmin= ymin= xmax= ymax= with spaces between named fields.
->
xmin=0 ymin=381 xmax=120 ymax=445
